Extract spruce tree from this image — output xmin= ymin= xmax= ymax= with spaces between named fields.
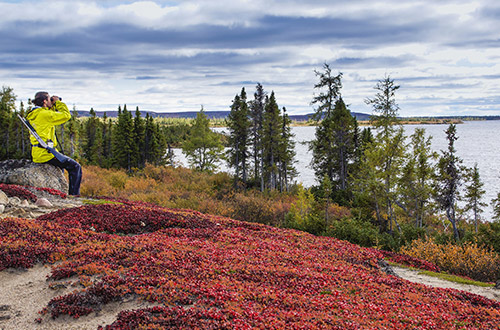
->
xmin=15 ymin=101 xmax=31 ymax=159
xmin=332 ymin=106 xmax=357 ymax=191
xmin=311 ymin=98 xmax=356 ymax=194
xmin=492 ymin=193 xmax=500 ymax=222
xmin=359 ymin=75 xmax=405 ymax=233
xmin=434 ymin=124 xmax=463 ymax=241
xmin=310 ymin=63 xmax=342 ymax=121
xmin=8 ymin=101 xmax=30 ymax=159
xmin=261 ymin=92 xmax=283 ymax=190
xmin=366 ymin=76 xmax=401 ymax=137
xmin=0 ymin=86 xmax=16 ymax=160
xmin=101 ymin=113 xmax=113 ymax=167
xmin=144 ymin=114 xmax=167 ymax=166
xmin=66 ymin=106 xmax=80 ymax=159
xmin=310 ymin=64 xmax=356 ymax=203
xmin=355 ymin=127 xmax=373 ymax=168
xmin=144 ymin=113 xmax=154 ymax=165
xmin=278 ymin=107 xmax=296 ymax=192
xmin=153 ymin=122 xmax=167 ymax=165
xmin=463 ymin=163 xmax=486 ymax=233
xmin=398 ymin=128 xmax=437 ymax=228
xmin=226 ymin=88 xmax=251 ymax=186
xmin=249 ymin=83 xmax=266 ymax=189
xmin=83 ymin=108 xmax=100 ymax=164
xmin=90 ymin=122 xmax=104 ymax=167
xmin=112 ymin=105 xmax=136 ymax=171
xmin=134 ymin=107 xmax=146 ymax=168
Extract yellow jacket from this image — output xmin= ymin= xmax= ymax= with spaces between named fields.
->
xmin=26 ymin=101 xmax=71 ymax=163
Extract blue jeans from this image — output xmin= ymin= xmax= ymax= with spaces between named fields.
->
xmin=46 ymin=156 xmax=82 ymax=196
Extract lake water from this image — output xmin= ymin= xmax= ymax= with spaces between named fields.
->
xmin=173 ymin=120 xmax=500 ymax=220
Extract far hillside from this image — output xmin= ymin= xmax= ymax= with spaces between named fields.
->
xmin=76 ymin=110 xmax=500 ymax=123
xmin=76 ymin=110 xmax=372 ymax=121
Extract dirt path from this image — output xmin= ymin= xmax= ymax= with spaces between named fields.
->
xmin=392 ymin=266 xmax=500 ymax=302
xmin=0 ymin=264 xmax=157 ymax=330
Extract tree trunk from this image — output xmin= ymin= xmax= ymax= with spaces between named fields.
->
xmin=374 ymin=199 xmax=384 ymax=231
xmin=446 ymin=207 xmax=460 ymax=242
xmin=474 ymin=201 xmax=478 ymax=233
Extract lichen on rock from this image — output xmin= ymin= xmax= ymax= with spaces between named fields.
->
xmin=0 ymin=159 xmax=68 ymax=194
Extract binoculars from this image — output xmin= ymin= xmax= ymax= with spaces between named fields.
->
xmin=50 ymin=96 xmax=62 ymax=102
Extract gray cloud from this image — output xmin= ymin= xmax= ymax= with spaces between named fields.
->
xmin=1 ymin=13 xmax=442 ymax=55
xmin=0 ymin=0 xmax=499 ymax=116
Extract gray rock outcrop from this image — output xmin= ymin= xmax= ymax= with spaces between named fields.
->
xmin=0 ymin=190 xmax=8 ymax=205
xmin=378 ymin=259 xmax=400 ymax=278
xmin=0 ymin=159 xmax=68 ymax=193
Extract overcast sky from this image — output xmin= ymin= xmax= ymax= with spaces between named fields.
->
xmin=1 ymin=0 xmax=500 ymax=116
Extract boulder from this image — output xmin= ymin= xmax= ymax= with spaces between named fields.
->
xmin=8 ymin=197 xmax=21 ymax=206
xmin=0 ymin=159 xmax=68 ymax=193
xmin=0 ymin=190 xmax=8 ymax=205
xmin=35 ymin=198 xmax=53 ymax=208
xmin=378 ymin=259 xmax=399 ymax=278
xmin=495 ymin=280 xmax=500 ymax=290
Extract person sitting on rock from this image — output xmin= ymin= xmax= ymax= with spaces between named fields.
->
xmin=26 ymin=92 xmax=82 ymax=196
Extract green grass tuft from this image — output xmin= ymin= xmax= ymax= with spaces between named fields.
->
xmin=82 ymin=199 xmax=123 ymax=205
xmin=417 ymin=270 xmax=495 ymax=288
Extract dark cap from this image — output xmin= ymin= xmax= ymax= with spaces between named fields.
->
xmin=33 ymin=91 xmax=49 ymax=107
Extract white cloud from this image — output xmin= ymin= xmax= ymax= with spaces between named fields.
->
xmin=1 ymin=0 xmax=500 ymax=116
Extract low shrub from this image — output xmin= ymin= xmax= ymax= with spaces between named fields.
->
xmin=401 ymin=238 xmax=500 ymax=282
xmin=231 ymin=192 xmax=291 ymax=227
xmin=80 ymin=165 xmax=292 ymax=227
xmin=80 ymin=167 xmax=116 ymax=197
xmin=476 ymin=221 xmax=500 ymax=253
xmin=324 ymin=218 xmax=379 ymax=248
xmin=108 ymin=171 xmax=129 ymax=190
xmin=286 ymin=212 xmax=325 ymax=235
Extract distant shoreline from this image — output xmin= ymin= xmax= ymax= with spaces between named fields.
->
xmin=290 ymin=118 xmax=465 ymax=127
xmin=75 ymin=109 xmax=500 ymax=123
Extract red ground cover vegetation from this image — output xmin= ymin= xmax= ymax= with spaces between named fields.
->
xmin=0 ymin=183 xmax=38 ymax=201
xmin=32 ymin=186 xmax=67 ymax=199
xmin=0 ymin=183 xmax=67 ymax=201
xmin=373 ymin=249 xmax=441 ymax=273
xmin=1 ymin=200 xmax=499 ymax=329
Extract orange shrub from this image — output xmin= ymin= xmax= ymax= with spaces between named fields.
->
xmin=229 ymin=193 xmax=291 ymax=226
xmin=81 ymin=166 xmax=116 ymax=197
xmin=401 ymin=238 xmax=500 ymax=282
xmin=81 ymin=165 xmax=293 ymax=228
xmin=124 ymin=177 xmax=158 ymax=193
xmin=326 ymin=203 xmax=351 ymax=220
